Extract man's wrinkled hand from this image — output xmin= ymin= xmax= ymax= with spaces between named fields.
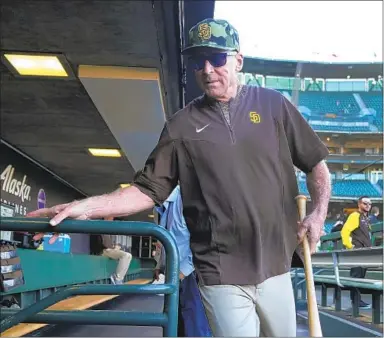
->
xmin=297 ymin=211 xmax=326 ymax=254
xmin=26 ymin=200 xmax=93 ymax=244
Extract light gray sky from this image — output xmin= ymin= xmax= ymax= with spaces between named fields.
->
xmin=214 ymin=1 xmax=382 ymax=62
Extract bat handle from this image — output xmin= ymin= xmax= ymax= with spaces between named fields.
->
xmin=296 ymin=195 xmax=307 ymax=222
xmin=295 ymin=195 xmax=323 ymax=337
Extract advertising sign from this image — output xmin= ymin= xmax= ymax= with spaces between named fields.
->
xmin=0 ymin=144 xmax=89 ymax=253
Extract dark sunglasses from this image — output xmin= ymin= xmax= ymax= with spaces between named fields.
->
xmin=190 ymin=52 xmax=237 ymax=71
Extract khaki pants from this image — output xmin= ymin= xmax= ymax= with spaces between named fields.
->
xmin=102 ymin=249 xmax=132 ymax=281
xmin=199 ymin=272 xmax=296 ymax=337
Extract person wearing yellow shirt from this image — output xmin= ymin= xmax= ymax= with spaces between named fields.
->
xmin=341 ymin=196 xmax=372 ymax=309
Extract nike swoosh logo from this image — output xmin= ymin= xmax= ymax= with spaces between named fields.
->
xmin=196 ymin=124 xmax=210 ymax=133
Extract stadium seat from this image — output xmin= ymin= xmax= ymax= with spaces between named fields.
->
xmin=359 ymin=92 xmax=383 ymax=113
xmin=281 ymin=90 xmax=383 ymax=132
xmin=297 ymin=180 xmax=309 ymax=195
xmin=298 ymin=179 xmax=381 ymax=198
xmin=332 ymin=180 xmax=381 ymax=197
xmin=307 ymin=124 xmax=371 ymax=132
xmin=297 ymin=92 xmax=360 ymax=115
xmin=359 ymin=92 xmax=383 ymax=131
xmin=324 ymin=221 xmax=335 ymax=234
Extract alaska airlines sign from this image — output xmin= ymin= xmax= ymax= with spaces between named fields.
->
xmin=0 ymin=164 xmax=35 ymax=215
xmin=1 ymin=165 xmax=32 ymax=203
xmin=0 ymin=144 xmax=83 ymax=218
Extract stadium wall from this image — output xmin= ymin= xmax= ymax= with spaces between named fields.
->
xmin=0 ymin=142 xmax=90 ymax=254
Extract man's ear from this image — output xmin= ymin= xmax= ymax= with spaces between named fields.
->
xmin=235 ymin=53 xmax=244 ymax=72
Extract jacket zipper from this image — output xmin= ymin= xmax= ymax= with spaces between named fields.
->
xmin=219 ymin=104 xmax=236 ymax=144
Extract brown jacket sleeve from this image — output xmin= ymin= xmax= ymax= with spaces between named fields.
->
xmin=133 ymin=124 xmax=179 ymax=205
xmin=280 ymin=95 xmax=329 ymax=173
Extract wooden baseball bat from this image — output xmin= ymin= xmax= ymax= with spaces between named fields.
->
xmin=295 ymin=195 xmax=323 ymax=337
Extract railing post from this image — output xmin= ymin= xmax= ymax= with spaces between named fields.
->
xmin=293 ymin=269 xmax=299 ymax=304
xmin=334 ymin=286 xmax=342 ymax=311
xmin=372 ymin=291 xmax=381 ymax=325
xmin=320 ymin=284 xmax=327 ymax=307
xmin=351 ymin=289 xmax=360 ymax=317
xmin=301 ymin=280 xmax=307 ymax=300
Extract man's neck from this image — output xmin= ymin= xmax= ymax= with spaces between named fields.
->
xmin=207 ymin=82 xmax=242 ymax=103
xmin=216 ymin=83 xmax=239 ymax=102
xmin=359 ymin=209 xmax=368 ymax=216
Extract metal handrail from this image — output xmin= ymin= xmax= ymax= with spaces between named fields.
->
xmin=311 ymin=246 xmax=383 ymax=269
xmin=0 ymin=217 xmax=180 ymax=337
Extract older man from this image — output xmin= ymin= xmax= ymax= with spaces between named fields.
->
xmin=29 ymin=18 xmax=331 ymax=337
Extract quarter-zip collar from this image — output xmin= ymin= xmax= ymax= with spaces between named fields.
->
xmin=199 ymin=84 xmax=247 ymax=144
xmin=203 ymin=84 xmax=247 ymax=125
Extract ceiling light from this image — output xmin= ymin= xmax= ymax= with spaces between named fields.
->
xmin=120 ymin=183 xmax=131 ymax=188
xmin=326 ymin=137 xmax=330 ymax=141
xmin=88 ymin=148 xmax=121 ymax=157
xmin=148 ymin=214 xmax=155 ymax=219
xmin=3 ymin=54 xmax=68 ymax=77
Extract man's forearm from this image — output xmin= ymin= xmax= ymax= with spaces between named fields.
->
xmin=306 ymin=160 xmax=331 ymax=218
xmin=86 ymin=186 xmax=155 ymax=219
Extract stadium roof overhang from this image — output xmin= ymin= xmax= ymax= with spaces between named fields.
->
xmin=1 ymin=1 xmax=190 ymax=203
xmin=0 ymin=1 xmax=188 ymax=223
xmin=242 ymin=57 xmax=383 ymax=79
xmin=1 ymin=0 xmax=216 ymax=221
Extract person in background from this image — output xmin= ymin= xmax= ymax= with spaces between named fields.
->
xmin=155 ymin=185 xmax=211 ymax=337
xmin=369 ymin=206 xmax=380 ymax=224
xmin=152 ymin=241 xmax=166 ymax=287
xmin=341 ymin=196 xmax=372 ymax=309
xmin=369 ymin=206 xmax=382 ymax=246
xmin=90 ymin=217 xmax=133 ymax=285
xmin=331 ymin=212 xmax=345 ymax=233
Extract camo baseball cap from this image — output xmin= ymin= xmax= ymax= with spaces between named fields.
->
xmin=182 ymin=18 xmax=240 ymax=54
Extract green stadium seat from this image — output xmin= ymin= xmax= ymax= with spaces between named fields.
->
xmin=298 ymin=179 xmax=381 ymax=198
